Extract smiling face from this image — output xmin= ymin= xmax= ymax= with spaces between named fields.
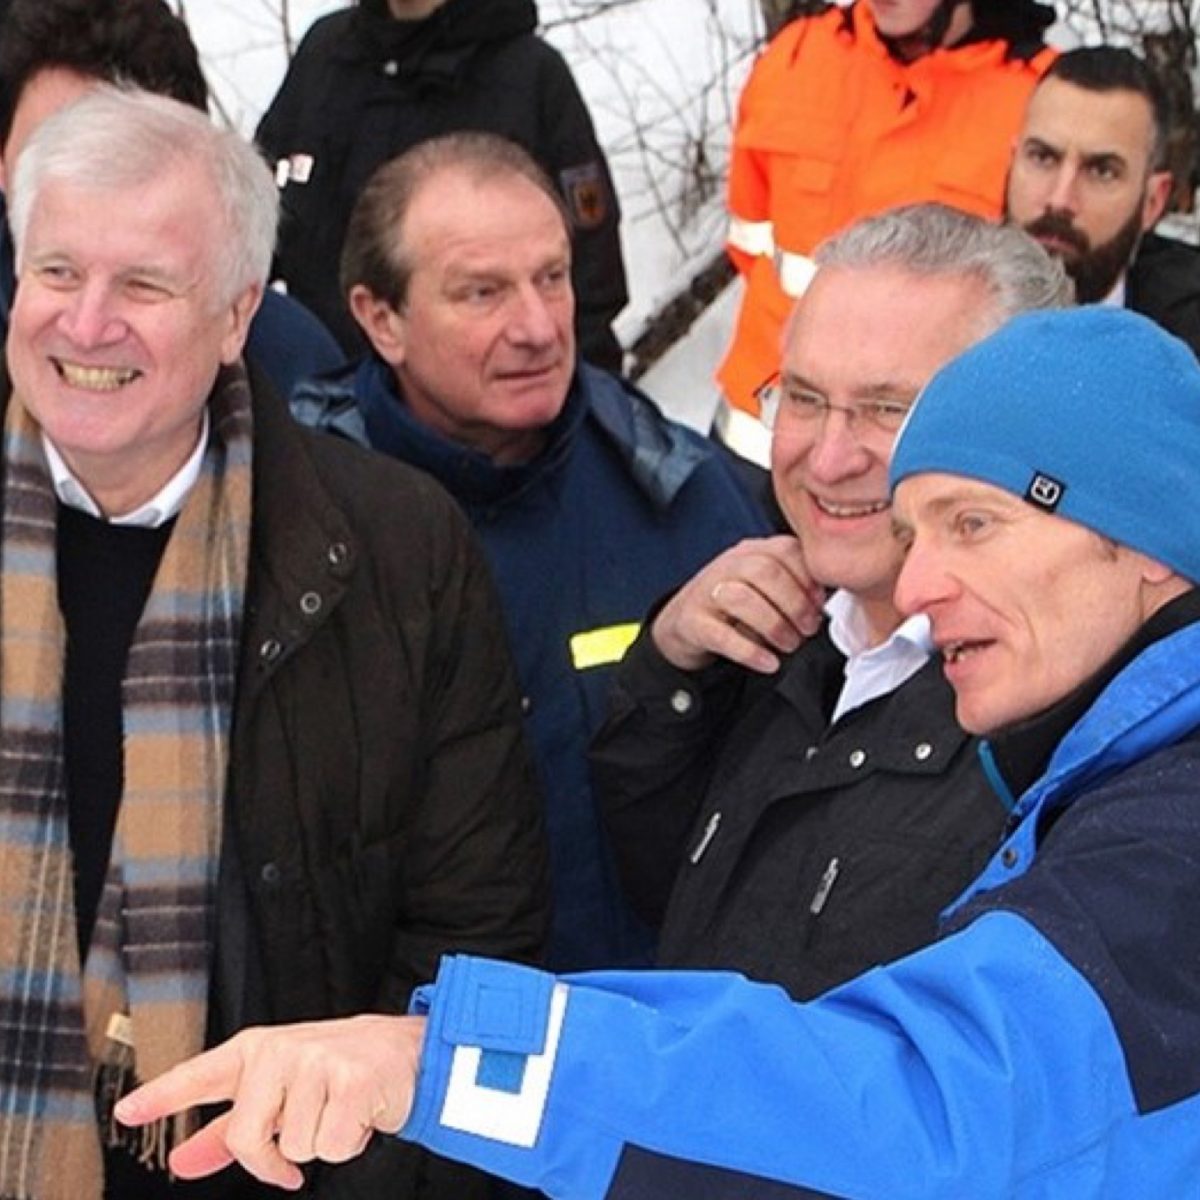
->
xmin=1005 ymin=78 xmax=1171 ymax=303
xmin=7 ymin=156 xmax=257 ymax=514
xmin=351 ymin=165 xmax=575 ymax=466
xmin=769 ymin=264 xmax=996 ymax=643
xmin=892 ymin=474 xmax=1178 ymax=734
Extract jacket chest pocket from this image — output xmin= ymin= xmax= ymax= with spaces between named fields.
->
xmin=800 ymin=830 xmax=985 ymax=974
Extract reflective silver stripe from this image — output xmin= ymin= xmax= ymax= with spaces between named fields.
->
xmin=713 ymin=399 xmax=772 ymax=468
xmin=727 ymin=215 xmax=776 ymax=258
xmin=727 ymin=217 xmax=817 ymax=299
xmin=776 ymin=250 xmax=818 ymax=298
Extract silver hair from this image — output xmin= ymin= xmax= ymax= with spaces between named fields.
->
xmin=9 ymin=85 xmax=278 ymax=306
xmin=814 ymin=202 xmax=1075 ymax=327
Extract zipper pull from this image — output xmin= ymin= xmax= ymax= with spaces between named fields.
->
xmin=803 ymin=857 xmax=840 ymax=948
xmin=689 ymin=811 xmax=722 ymax=864
xmin=808 ymin=857 xmax=840 ymax=916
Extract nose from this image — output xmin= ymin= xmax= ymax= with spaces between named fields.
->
xmin=803 ymin=408 xmax=872 ymax=483
xmin=893 ymin=533 xmax=955 ymax=619
xmin=506 ymin=283 xmax=558 ymax=349
xmin=58 ymin=280 xmax=126 ymax=348
xmin=1044 ymin=164 xmax=1081 ymax=215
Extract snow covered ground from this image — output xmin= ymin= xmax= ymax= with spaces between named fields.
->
xmin=188 ymin=0 xmax=761 ymax=430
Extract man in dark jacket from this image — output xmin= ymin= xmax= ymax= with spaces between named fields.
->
xmin=590 ymin=204 xmax=1070 ymax=999
xmin=1005 ymin=45 xmax=1200 ymax=355
xmin=0 ymin=85 xmax=546 ymax=1200
xmin=256 ymin=0 xmax=627 ymax=368
xmin=0 ymin=0 xmax=346 ymax=401
xmin=292 ymin=132 xmax=769 ymax=973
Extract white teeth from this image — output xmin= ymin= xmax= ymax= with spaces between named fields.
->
xmin=815 ymin=497 xmax=889 ymax=518
xmin=944 ymin=641 xmax=982 ymax=664
xmin=55 ymin=361 xmax=140 ymax=391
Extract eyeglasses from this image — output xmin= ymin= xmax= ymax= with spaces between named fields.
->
xmin=756 ymin=374 xmax=912 ymax=444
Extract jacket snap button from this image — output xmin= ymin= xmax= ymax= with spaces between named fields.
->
xmin=259 ymin=638 xmax=283 ymax=663
xmin=327 ymin=542 xmax=349 ymax=567
xmin=520 ymin=695 xmax=533 ymax=715
xmin=383 ymin=59 xmax=399 ymax=76
xmin=914 ymin=742 xmax=933 ymax=761
xmin=300 ymin=591 xmax=322 ymax=616
xmin=670 ymin=689 xmax=694 ymax=715
xmin=1001 ymin=847 xmax=1019 ymax=869
xmin=804 ymin=745 xmax=818 ymax=762
xmin=848 ymin=749 xmax=867 ymax=769
xmin=260 ymin=861 xmax=282 ymax=886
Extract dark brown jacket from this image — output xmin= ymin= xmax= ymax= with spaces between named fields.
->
xmin=0 ymin=367 xmax=549 ymax=1200
xmin=223 ymin=366 xmax=548 ymax=1197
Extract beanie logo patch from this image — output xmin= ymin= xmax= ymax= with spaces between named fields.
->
xmin=1026 ymin=472 xmax=1065 ymax=512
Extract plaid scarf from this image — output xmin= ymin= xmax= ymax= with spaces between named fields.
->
xmin=0 ymin=366 xmax=253 ymax=1200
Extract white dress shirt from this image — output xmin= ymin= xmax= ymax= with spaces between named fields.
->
xmin=42 ymin=409 xmax=209 ymax=528
xmin=824 ymin=588 xmax=933 ymax=724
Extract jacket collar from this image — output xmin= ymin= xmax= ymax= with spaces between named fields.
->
xmin=347 ymin=0 xmax=536 ymax=80
xmin=238 ymin=361 xmax=357 ymax=687
xmin=353 ymin=353 xmax=585 ymax=506
xmin=844 ymin=0 xmax=1050 ymax=70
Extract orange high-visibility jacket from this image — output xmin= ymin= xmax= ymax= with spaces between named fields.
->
xmin=720 ymin=4 xmax=1055 ymax=412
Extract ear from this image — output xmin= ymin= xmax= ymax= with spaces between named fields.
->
xmin=219 ymin=284 xmax=264 ymax=365
xmin=349 ymin=283 xmax=406 ymax=366
xmin=1140 ymin=169 xmax=1173 ymax=233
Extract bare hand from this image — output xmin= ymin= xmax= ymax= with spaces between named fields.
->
xmin=114 ymin=1014 xmax=426 ymax=1191
xmin=652 ymin=535 xmax=824 ymax=673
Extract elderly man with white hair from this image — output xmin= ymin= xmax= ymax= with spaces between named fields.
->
xmin=0 ymin=86 xmax=546 ymax=1200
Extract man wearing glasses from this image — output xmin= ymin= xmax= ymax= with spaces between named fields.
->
xmin=591 ymin=203 xmax=1071 ymax=1000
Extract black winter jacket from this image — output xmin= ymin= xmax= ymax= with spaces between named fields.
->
xmin=256 ymin=0 xmax=628 ymax=368
xmin=1127 ymin=231 xmax=1200 ymax=359
xmin=0 ymin=366 xmax=549 ymax=1200
xmin=592 ymin=625 xmax=1006 ymax=1001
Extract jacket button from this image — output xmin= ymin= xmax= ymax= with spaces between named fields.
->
xmin=804 ymin=745 xmax=818 ymax=762
xmin=914 ymin=742 xmax=933 ymax=761
xmin=670 ymin=689 xmax=694 ymax=715
xmin=520 ymin=695 xmax=533 ymax=715
xmin=259 ymin=638 xmax=283 ymax=663
xmin=383 ymin=59 xmax=399 ymax=76
xmin=848 ymin=749 xmax=867 ymax=769
xmin=260 ymin=862 xmax=282 ymax=887
xmin=327 ymin=542 xmax=349 ymax=567
xmin=299 ymin=591 xmax=322 ymax=616
xmin=1001 ymin=847 xmax=1019 ymax=869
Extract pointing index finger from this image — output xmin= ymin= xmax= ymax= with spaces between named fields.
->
xmin=114 ymin=1040 xmax=245 ymax=1127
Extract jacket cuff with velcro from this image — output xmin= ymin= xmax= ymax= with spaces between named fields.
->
xmin=400 ymin=955 xmax=623 ymax=1196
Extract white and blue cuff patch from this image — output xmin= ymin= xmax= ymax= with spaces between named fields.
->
xmin=422 ymin=957 xmax=569 ymax=1149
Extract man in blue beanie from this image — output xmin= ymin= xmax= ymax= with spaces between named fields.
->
xmin=118 ymin=306 xmax=1200 ymax=1198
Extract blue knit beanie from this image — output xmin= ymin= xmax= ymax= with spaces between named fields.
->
xmin=889 ymin=306 xmax=1200 ymax=584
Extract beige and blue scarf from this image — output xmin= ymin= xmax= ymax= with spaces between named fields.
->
xmin=0 ymin=366 xmax=253 ymax=1200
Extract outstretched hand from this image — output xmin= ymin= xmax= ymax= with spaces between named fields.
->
xmin=651 ymin=535 xmax=824 ymax=673
xmin=115 ymin=1014 xmax=427 ymax=1191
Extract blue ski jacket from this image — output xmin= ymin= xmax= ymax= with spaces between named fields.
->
xmin=399 ymin=615 xmax=1200 ymax=1198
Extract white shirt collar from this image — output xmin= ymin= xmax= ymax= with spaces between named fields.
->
xmin=1103 ymin=275 xmax=1128 ymax=309
xmin=42 ymin=408 xmax=210 ymax=528
xmin=824 ymin=589 xmax=933 ymax=724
